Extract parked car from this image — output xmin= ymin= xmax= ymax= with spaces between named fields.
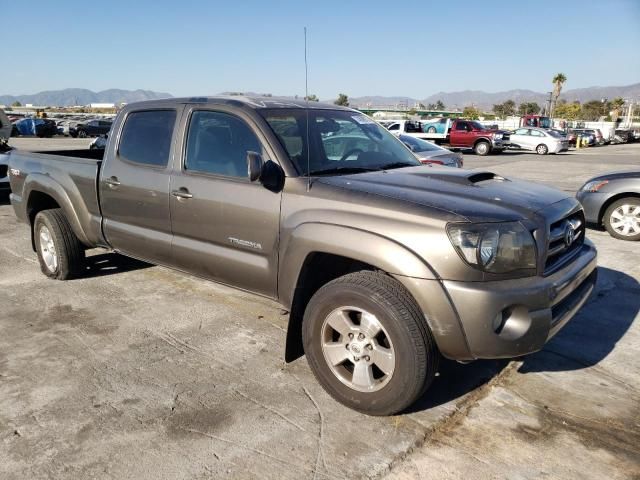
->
xmin=0 ymin=142 xmax=10 ymax=192
xmin=8 ymin=96 xmax=597 ymax=415
xmin=569 ymin=129 xmax=596 ymax=146
xmin=613 ymin=129 xmax=634 ymax=143
xmin=508 ymin=127 xmax=569 ymax=154
xmin=421 ymin=117 xmax=449 ymax=134
xmin=0 ymin=108 xmax=12 ymax=140
xmin=70 ymin=119 xmax=112 ymax=138
xmin=571 ymin=128 xmax=599 ymax=146
xmin=89 ymin=134 xmax=109 ymax=150
xmin=12 ymin=118 xmax=58 ymax=137
xmin=576 ymin=170 xmax=640 ymax=241
xmin=398 ymin=134 xmax=463 ymax=167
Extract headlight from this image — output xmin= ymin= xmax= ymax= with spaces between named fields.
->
xmin=581 ymin=180 xmax=608 ymax=192
xmin=493 ymin=133 xmax=503 ymax=140
xmin=447 ymin=222 xmax=537 ymax=274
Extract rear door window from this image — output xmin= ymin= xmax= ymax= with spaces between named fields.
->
xmin=118 ymin=110 xmax=176 ymax=167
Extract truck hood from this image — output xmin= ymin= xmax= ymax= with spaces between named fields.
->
xmin=317 ymin=166 xmax=571 ymax=222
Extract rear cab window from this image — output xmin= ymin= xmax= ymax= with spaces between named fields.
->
xmin=118 ymin=110 xmax=177 ymax=167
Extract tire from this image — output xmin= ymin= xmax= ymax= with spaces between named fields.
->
xmin=536 ymin=144 xmax=548 ymax=155
xmin=474 ymin=141 xmax=490 ymax=156
xmin=34 ymin=209 xmax=86 ymax=279
xmin=302 ymin=271 xmax=439 ymax=416
xmin=603 ymin=198 xmax=640 ymax=241
xmin=427 ymin=126 xmax=436 ymax=133
xmin=78 ymin=130 xmax=87 ymax=139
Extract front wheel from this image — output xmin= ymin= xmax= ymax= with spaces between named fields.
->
xmin=302 ymin=271 xmax=439 ymax=415
xmin=34 ymin=209 xmax=86 ymax=279
xmin=78 ymin=130 xmax=88 ymax=139
xmin=603 ymin=198 xmax=640 ymax=241
xmin=536 ymin=144 xmax=549 ymax=155
xmin=474 ymin=141 xmax=490 ymax=156
xmin=427 ymin=126 xmax=436 ymax=133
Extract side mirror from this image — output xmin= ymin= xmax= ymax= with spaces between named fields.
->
xmin=247 ymin=151 xmax=264 ymax=182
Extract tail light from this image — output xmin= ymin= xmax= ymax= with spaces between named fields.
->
xmin=420 ymin=159 xmax=444 ymax=165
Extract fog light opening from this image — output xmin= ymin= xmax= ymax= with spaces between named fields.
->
xmin=492 ymin=310 xmax=508 ymax=334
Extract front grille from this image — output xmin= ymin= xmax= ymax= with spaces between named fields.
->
xmin=502 ymin=133 xmax=510 ymax=142
xmin=544 ymin=209 xmax=585 ymax=275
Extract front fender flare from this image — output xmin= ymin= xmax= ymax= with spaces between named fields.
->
xmin=278 ymin=222 xmax=437 ymax=308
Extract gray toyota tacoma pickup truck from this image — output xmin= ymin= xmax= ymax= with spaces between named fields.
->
xmin=8 ymin=97 xmax=597 ymax=415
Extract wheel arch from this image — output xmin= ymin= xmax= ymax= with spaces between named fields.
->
xmin=279 ymin=223 xmax=439 ymax=362
xmin=598 ymin=192 xmax=640 ymax=226
xmin=24 ymin=175 xmax=90 ymax=250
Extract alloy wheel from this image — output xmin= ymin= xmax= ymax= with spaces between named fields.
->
xmin=609 ymin=204 xmax=640 ymax=236
xmin=320 ymin=306 xmax=395 ymax=392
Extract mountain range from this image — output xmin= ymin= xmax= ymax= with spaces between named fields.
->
xmin=2 ymin=83 xmax=639 ymax=110
xmin=0 ymin=88 xmax=173 ymax=107
xmin=349 ymin=83 xmax=640 ymax=110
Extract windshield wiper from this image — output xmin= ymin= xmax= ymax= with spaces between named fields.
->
xmin=378 ymin=162 xmax=418 ymax=170
xmin=309 ymin=166 xmax=378 ymax=176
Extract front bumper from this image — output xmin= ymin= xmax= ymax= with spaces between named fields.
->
xmin=576 ymin=190 xmax=610 ymax=225
xmin=442 ymin=241 xmax=597 ymax=360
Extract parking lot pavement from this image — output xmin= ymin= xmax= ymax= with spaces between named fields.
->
xmin=1 ymin=140 xmax=639 ymax=479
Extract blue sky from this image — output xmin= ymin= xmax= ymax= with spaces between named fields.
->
xmin=4 ymin=0 xmax=640 ymax=99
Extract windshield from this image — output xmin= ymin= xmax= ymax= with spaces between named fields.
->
xmin=259 ymin=109 xmax=420 ymax=175
xmin=399 ymin=135 xmax=441 ymax=152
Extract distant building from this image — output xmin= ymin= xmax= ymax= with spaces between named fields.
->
xmin=89 ymin=103 xmax=116 ymax=109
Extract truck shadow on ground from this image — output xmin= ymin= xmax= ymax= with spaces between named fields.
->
xmin=82 ymin=252 xmax=151 ymax=278
xmin=519 ymin=266 xmax=639 ymax=373
xmin=0 ymin=192 xmax=10 ymax=205
xmin=406 ymin=266 xmax=638 ymax=413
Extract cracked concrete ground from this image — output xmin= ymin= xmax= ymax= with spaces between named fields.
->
xmin=1 ymin=139 xmax=639 ymax=479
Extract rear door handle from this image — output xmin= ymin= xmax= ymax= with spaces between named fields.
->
xmin=105 ymin=176 xmax=121 ymax=187
xmin=171 ymin=188 xmax=193 ymax=199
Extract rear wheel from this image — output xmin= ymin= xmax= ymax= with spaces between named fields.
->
xmin=78 ymin=130 xmax=87 ymax=139
xmin=427 ymin=126 xmax=436 ymax=133
xmin=302 ymin=271 xmax=439 ymax=415
xmin=474 ymin=141 xmax=490 ymax=156
xmin=603 ymin=198 xmax=640 ymax=241
xmin=536 ymin=144 xmax=548 ymax=155
xmin=34 ymin=209 xmax=86 ymax=279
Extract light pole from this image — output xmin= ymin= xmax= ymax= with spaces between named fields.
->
xmin=601 ymin=98 xmax=608 ymax=119
xmin=547 ymin=92 xmax=553 ymax=117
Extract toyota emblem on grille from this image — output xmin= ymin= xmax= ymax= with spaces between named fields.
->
xmin=564 ymin=222 xmax=576 ymax=247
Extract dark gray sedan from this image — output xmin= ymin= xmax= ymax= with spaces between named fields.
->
xmin=576 ymin=170 xmax=640 ymax=241
xmin=398 ymin=134 xmax=463 ymax=168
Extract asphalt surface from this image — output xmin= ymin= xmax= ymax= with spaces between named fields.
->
xmin=1 ymin=138 xmax=639 ymax=479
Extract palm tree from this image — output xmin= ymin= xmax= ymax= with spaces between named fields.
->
xmin=551 ymin=73 xmax=567 ymax=116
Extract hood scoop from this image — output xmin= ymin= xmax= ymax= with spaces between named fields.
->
xmin=467 ymin=172 xmax=508 ymax=184
xmin=418 ymin=170 xmax=508 ymax=186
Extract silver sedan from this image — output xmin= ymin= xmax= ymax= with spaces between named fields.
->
xmin=509 ymin=127 xmax=569 ymax=154
xmin=398 ymin=134 xmax=463 ymax=167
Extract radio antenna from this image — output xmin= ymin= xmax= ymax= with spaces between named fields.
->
xmin=304 ymin=27 xmax=311 ymax=192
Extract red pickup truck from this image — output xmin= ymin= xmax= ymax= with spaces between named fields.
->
xmin=389 ymin=118 xmax=510 ymax=156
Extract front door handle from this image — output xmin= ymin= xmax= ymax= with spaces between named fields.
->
xmin=105 ymin=176 xmax=121 ymax=188
xmin=171 ymin=188 xmax=193 ymax=200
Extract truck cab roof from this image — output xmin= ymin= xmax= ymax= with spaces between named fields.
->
xmin=126 ymin=96 xmax=353 ymax=112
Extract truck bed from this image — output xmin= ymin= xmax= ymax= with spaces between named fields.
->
xmin=8 ymin=148 xmax=105 ymax=247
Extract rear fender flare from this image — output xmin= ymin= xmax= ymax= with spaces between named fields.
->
xmin=23 ymin=174 xmax=90 ymax=247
